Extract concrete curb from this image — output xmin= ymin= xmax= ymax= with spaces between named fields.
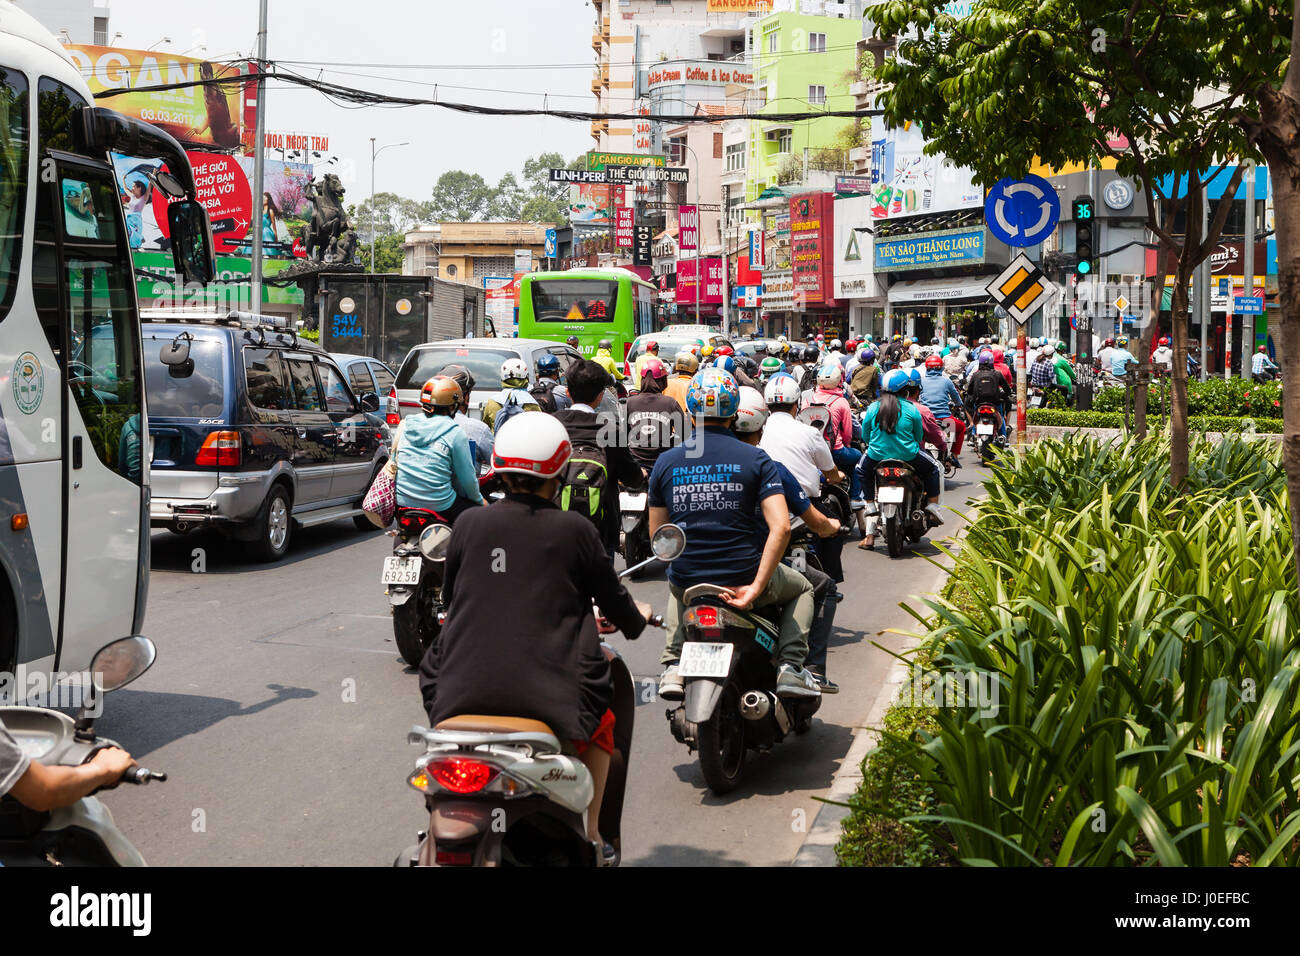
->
xmin=791 ymin=555 xmax=952 ymax=868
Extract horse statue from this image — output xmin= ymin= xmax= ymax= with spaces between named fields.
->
xmin=303 ymin=173 xmax=356 ymax=263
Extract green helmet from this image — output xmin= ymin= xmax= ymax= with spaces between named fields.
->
xmin=760 ymin=356 xmax=783 ymax=376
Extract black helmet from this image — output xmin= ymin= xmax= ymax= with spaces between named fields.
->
xmin=599 ymin=338 xmax=613 ymax=350
xmin=802 ymin=345 xmax=820 ymax=363
xmin=438 ymin=363 xmax=476 ymax=398
xmin=566 ymin=335 xmax=580 ymax=348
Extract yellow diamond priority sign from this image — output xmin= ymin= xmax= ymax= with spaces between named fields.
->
xmin=985 ymin=253 xmax=1058 ymax=324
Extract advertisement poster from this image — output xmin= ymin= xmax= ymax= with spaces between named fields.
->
xmin=237 ymin=157 xmax=314 ymax=256
xmin=749 ymin=227 xmax=765 ymax=270
xmin=790 ymin=193 xmax=834 ymax=305
xmin=484 ymin=275 xmax=521 ymax=337
xmin=66 ymin=46 xmax=252 ymax=151
xmin=869 ymin=118 xmax=982 ymax=220
xmin=133 ymin=251 xmax=305 ymax=308
xmin=677 ymin=257 xmax=725 ymax=305
xmin=569 ymin=183 xmax=613 ymax=224
xmin=679 ymin=204 xmax=699 ymax=253
xmin=616 ymin=207 xmax=635 ymax=248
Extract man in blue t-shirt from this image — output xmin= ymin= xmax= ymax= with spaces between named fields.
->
xmin=649 ymin=368 xmax=818 ymax=701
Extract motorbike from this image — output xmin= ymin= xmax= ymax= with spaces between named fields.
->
xmin=618 ymin=483 xmax=652 ymax=576
xmin=665 ymin=538 xmax=824 ymax=795
xmin=972 ymin=403 xmax=1005 ymax=465
xmin=384 ymin=509 xmax=453 ymax=668
xmin=873 ymin=459 xmax=941 ymax=559
xmin=0 ymin=637 xmax=165 ymax=866
xmin=1028 ymin=386 xmax=1046 ymax=409
xmin=395 ymin=525 xmax=683 ymax=867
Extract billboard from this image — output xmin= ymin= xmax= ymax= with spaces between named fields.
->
xmin=869 ymin=119 xmax=983 ymax=220
xmin=65 ymin=46 xmax=252 ymax=151
xmin=112 ymin=151 xmax=311 ymax=257
xmin=677 ymin=258 xmax=725 ymax=305
xmin=568 ymin=183 xmax=613 ymax=225
xmin=679 ymin=204 xmax=699 ymax=253
xmin=133 ymin=251 xmax=305 ymax=308
xmin=790 ymin=193 xmax=834 ymax=306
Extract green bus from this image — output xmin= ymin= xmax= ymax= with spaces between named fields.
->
xmin=517 ymin=268 xmax=657 ymax=374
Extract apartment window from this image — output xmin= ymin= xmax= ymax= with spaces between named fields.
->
xmin=778 ymin=129 xmax=792 ymax=154
xmin=725 ymin=142 xmax=746 ymax=171
xmin=808 ymin=85 xmax=826 ymax=105
xmin=766 ymin=30 xmax=779 ymax=54
xmin=93 ymin=17 xmax=108 ymax=46
xmin=809 ymin=33 xmax=827 ymax=53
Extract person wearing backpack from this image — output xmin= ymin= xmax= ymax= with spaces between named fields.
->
xmin=803 ymin=362 xmax=862 ymax=506
xmin=483 ymin=357 xmax=541 ymax=434
xmin=552 ymin=359 xmax=644 ymax=559
xmin=531 ymin=353 xmax=571 ymax=413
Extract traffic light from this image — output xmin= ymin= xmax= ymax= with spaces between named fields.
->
xmin=1073 ymin=196 xmax=1095 ymax=279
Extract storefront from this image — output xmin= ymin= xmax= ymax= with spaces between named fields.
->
xmin=886 ymin=276 xmax=999 ymax=343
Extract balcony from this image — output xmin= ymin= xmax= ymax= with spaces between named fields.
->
xmin=593 ymin=31 xmax=602 ymax=51
xmin=592 ymin=71 xmax=603 ymax=94
xmin=850 ymin=80 xmax=869 ymax=98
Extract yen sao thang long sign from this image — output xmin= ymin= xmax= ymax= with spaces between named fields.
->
xmin=874 ymin=227 xmax=985 ymax=272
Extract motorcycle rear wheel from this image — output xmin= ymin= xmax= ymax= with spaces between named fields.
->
xmin=393 ymin=581 xmax=439 ymax=667
xmin=696 ymin=680 xmax=746 ymax=795
xmin=884 ymin=515 xmax=904 ymax=558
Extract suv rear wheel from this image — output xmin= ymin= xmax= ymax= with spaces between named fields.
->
xmin=246 ymin=484 xmax=293 ymax=562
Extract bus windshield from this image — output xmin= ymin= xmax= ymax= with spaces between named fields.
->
xmin=527 ymin=279 xmax=619 ymax=323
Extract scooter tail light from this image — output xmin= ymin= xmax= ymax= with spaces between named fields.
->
xmin=386 ymin=386 xmax=401 ymax=426
xmin=411 ymin=756 xmax=499 ymax=794
xmin=434 ymin=848 xmax=474 ymax=866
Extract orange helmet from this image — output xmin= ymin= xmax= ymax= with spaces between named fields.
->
xmin=420 ymin=376 xmax=462 ymax=413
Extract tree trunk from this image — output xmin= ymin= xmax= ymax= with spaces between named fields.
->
xmin=1169 ymin=275 xmax=1193 ymax=488
xmin=1247 ymin=53 xmax=1300 ymax=591
xmin=1133 ymin=268 xmax=1166 ymax=439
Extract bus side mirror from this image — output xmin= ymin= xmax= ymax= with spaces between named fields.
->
xmin=168 ymin=199 xmax=216 ymax=286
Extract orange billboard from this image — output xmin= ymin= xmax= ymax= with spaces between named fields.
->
xmin=64 ymin=46 xmax=253 ymax=152
xmin=706 ymin=0 xmax=773 ymax=11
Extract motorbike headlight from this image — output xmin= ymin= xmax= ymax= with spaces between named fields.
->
xmin=418 ymin=524 xmax=453 ymax=561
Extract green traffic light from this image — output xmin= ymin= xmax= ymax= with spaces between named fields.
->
xmin=1078 ymin=260 xmax=1092 ymax=274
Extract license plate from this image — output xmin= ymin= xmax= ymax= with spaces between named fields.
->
xmin=977 ymin=423 xmax=995 ymax=435
xmin=1030 ymin=396 xmax=1044 ymax=407
xmin=620 ymin=491 xmax=647 ymax=510
xmin=678 ymin=642 xmax=733 ymax=678
xmin=878 ymin=485 xmax=905 ymax=503
xmin=382 ymin=556 xmax=422 ymax=585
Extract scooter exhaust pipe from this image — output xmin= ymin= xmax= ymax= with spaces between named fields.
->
xmin=739 ymin=690 xmax=770 ymax=720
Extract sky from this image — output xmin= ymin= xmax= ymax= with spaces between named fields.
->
xmin=106 ymin=0 xmax=600 ymax=207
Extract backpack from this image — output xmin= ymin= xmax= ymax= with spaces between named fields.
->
xmin=492 ymin=390 xmax=537 ymax=435
xmin=555 ymin=441 xmax=610 ymax=525
xmin=802 ymin=394 xmax=839 ymax=448
xmin=528 ymin=379 xmax=559 ymax=414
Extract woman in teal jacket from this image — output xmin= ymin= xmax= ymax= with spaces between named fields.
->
xmin=855 ymin=369 xmax=942 ymax=548
xmin=392 ymin=376 xmax=484 ymax=523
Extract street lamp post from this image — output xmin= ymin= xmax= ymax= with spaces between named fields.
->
xmin=370 ymin=138 xmax=409 ymax=273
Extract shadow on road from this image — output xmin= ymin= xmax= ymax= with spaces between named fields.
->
xmin=92 ymin=683 xmax=319 ymax=758
xmin=630 ymin=842 xmax=750 ymax=866
xmin=150 ymin=523 xmax=383 ymax=574
xmin=666 ymin=719 xmax=855 ymax=801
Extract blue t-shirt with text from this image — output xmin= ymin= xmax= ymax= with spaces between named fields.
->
xmin=649 ymin=426 xmax=785 ymax=588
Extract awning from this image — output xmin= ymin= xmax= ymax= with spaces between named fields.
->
xmin=887 ymin=276 xmax=992 ymax=305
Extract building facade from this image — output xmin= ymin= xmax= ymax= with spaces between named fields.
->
xmin=14 ymin=0 xmax=110 ymax=44
xmin=402 ymin=222 xmax=549 ymax=285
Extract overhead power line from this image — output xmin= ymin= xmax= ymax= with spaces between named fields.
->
xmin=95 ymin=68 xmax=882 ymax=124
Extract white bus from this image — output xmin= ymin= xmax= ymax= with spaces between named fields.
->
xmin=0 ymin=3 xmax=214 ymax=692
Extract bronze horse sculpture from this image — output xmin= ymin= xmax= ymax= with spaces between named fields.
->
xmin=304 ymin=173 xmax=357 ymax=264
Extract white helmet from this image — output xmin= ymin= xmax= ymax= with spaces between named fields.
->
xmin=492 ymin=412 xmax=572 ymax=478
xmin=733 ymin=386 xmax=769 ymax=434
xmin=764 ymin=374 xmax=802 ymax=406
xmin=777 ymin=334 xmax=788 ymax=344
xmin=830 ymin=338 xmax=843 ymax=351
xmin=500 ymin=357 xmax=529 ymax=385
xmin=816 ymin=362 xmax=844 ymax=388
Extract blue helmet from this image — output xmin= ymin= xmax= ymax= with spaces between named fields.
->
xmin=882 ymin=369 xmax=910 ymax=393
xmin=713 ymin=354 xmax=737 ymax=375
xmin=861 ymin=349 xmax=876 ymax=364
xmin=536 ymin=353 xmax=561 ymax=376
xmin=686 ymin=367 xmax=740 ymax=419
xmin=906 ymin=367 xmax=922 ymax=388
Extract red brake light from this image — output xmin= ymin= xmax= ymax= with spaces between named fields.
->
xmin=425 ymin=756 xmax=499 ymax=794
xmin=434 ymin=849 xmax=474 ymax=866
xmin=386 ymin=387 xmax=400 ymax=426
xmin=694 ymin=607 xmax=719 ymax=628
xmin=195 ymin=431 xmax=240 ymax=467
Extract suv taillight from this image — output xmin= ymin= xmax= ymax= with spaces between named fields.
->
xmin=386 ymin=386 xmax=400 ymax=426
xmin=195 ymin=431 xmax=241 ymax=467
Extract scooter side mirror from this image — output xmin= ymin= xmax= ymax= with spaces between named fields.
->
xmin=91 ymin=636 xmax=157 ymax=693
xmin=650 ymin=523 xmax=686 ymax=562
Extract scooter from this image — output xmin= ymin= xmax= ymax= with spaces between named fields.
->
xmin=972 ymin=403 xmax=1005 ymax=465
xmin=667 ymin=576 xmax=823 ymax=796
xmin=0 ymin=637 xmax=165 ymax=866
xmin=394 ymin=525 xmax=684 ymax=867
xmin=619 ymin=483 xmax=652 ymax=576
xmin=873 ymin=459 xmax=941 ymax=558
xmin=384 ymin=509 xmax=453 ymax=668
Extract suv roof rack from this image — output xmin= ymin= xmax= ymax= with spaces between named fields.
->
xmin=140 ymin=309 xmax=300 ymax=348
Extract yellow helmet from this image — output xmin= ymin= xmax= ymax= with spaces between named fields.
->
xmin=700 ymin=343 xmax=715 ymax=359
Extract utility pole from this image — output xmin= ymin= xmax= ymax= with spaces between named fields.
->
xmin=1197 ymin=182 xmax=1210 ymax=379
xmin=1242 ymin=161 xmax=1256 ymax=380
xmin=369 ymin=139 xmax=409 ymax=273
xmin=249 ymin=0 xmax=268 ymax=311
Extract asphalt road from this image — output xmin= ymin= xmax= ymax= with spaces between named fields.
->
xmin=99 ymin=467 xmax=986 ymax=866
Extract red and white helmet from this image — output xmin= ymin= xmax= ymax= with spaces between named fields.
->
xmin=764 ymin=373 xmax=802 ymax=406
xmin=492 ymin=412 xmax=572 ymax=478
xmin=733 ymin=386 xmax=769 ymax=434
xmin=816 ymin=362 xmax=844 ymax=388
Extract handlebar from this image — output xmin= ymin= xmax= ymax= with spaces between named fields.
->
xmin=122 ymin=766 xmax=167 ymax=785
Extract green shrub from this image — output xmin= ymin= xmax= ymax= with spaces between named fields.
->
xmin=1027 ymin=409 xmax=1283 ymax=433
xmin=1090 ymin=377 xmax=1281 ymax=418
xmin=857 ymin=436 xmax=1300 ymax=866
